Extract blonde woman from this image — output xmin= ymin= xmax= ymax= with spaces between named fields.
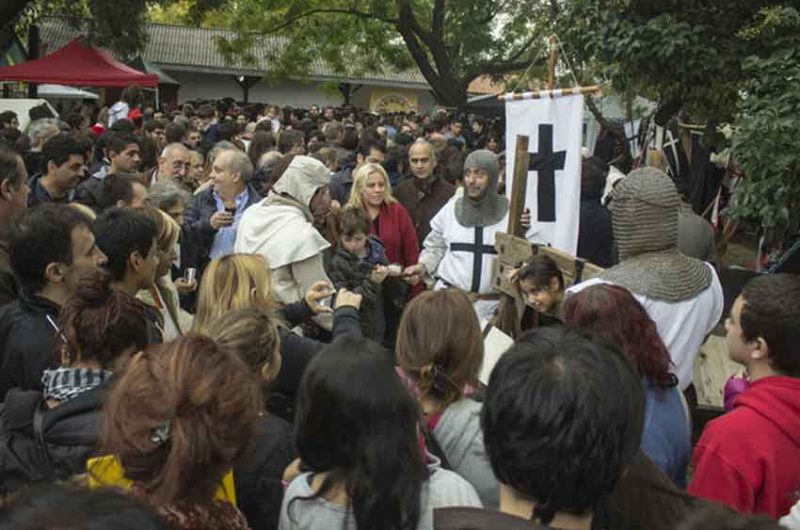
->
xmin=346 ymin=162 xmax=419 ymax=272
xmin=137 ymin=207 xmax=193 ymax=340
xmin=193 ymin=253 xmax=363 ymax=421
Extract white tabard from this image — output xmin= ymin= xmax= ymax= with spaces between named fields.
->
xmin=423 ymin=200 xmax=509 ymax=321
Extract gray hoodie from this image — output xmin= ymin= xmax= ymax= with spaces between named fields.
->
xmin=434 ymin=398 xmax=500 ymax=508
xmin=279 ymin=456 xmax=481 ymax=530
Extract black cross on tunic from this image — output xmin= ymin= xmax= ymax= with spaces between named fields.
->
xmin=529 ymin=123 xmax=567 ymax=222
xmin=450 ymin=226 xmax=497 ymax=293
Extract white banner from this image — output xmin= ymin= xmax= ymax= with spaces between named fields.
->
xmin=505 ymin=94 xmax=583 ymax=254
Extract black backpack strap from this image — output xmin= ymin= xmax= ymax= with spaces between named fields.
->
xmin=421 ymin=421 xmax=452 ymax=471
xmin=32 ymin=402 xmax=52 ymax=468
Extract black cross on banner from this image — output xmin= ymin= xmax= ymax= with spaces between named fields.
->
xmin=528 ymin=123 xmax=566 ymax=222
xmin=450 ymin=226 xmax=497 ymax=293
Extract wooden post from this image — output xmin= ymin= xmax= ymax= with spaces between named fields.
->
xmin=493 ymin=134 xmax=532 ymax=338
xmin=547 ymin=35 xmax=558 ymax=91
xmin=507 ymin=135 xmax=530 ymax=237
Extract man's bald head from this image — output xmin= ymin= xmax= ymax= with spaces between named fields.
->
xmin=408 ymin=139 xmax=437 ymax=180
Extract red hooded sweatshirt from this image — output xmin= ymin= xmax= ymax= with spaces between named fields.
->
xmin=689 ymin=376 xmax=800 ymax=517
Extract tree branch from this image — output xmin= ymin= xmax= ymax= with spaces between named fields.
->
xmin=465 ymin=59 xmax=533 ymax=81
xmin=585 ymin=95 xmax=611 ymax=129
xmin=432 ymin=0 xmax=446 ymax=35
xmin=261 ymin=7 xmax=398 ymax=34
xmin=398 ymin=0 xmax=457 ymax=86
xmin=505 ymin=33 xmax=539 ymax=64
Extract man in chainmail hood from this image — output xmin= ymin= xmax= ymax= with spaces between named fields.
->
xmin=405 ymin=149 xmax=522 ymax=320
xmin=568 ymin=167 xmax=723 ymax=390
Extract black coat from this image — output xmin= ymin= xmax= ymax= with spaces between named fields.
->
xmin=0 ymin=295 xmax=60 ymax=401
xmin=234 ymin=413 xmax=295 ymax=530
xmin=74 ymin=176 xmax=106 ymax=213
xmin=0 ymin=386 xmax=103 ymax=495
xmin=326 ymin=243 xmax=385 ymax=342
xmin=266 ymin=303 xmax=361 ymax=421
xmin=577 ymin=198 xmax=614 ymax=268
xmin=183 ymin=185 xmax=262 ymax=274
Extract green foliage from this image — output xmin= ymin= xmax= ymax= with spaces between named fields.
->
xmin=729 ymin=7 xmax=800 ymax=235
xmin=198 ymin=0 xmax=552 ymax=107
xmin=557 ymin=0 xmax=778 ymax=122
xmin=10 ymin=0 xmax=182 ymax=58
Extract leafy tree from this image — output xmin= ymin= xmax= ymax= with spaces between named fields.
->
xmin=197 ymin=0 xmax=552 ymax=108
xmin=4 ymin=0 xmax=174 ymax=58
xmin=729 ymin=7 xmax=800 ymax=238
xmin=556 ymin=0 xmax=779 ymax=123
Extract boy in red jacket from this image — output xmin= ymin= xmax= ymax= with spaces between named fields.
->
xmin=689 ymin=273 xmax=800 ymax=518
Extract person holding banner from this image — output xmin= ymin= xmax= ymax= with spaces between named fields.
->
xmin=404 ymin=150 xmax=528 ymax=321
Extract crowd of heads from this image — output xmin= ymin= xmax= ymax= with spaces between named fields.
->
xmin=0 ymin=92 xmax=797 ymax=530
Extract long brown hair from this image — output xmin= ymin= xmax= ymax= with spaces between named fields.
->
xmin=58 ymin=268 xmax=148 ymax=368
xmin=396 ymin=289 xmax=484 ymax=408
xmin=101 ymin=334 xmax=261 ymax=506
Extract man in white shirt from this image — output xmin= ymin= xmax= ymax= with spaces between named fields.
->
xmin=567 ymin=167 xmax=723 ymax=390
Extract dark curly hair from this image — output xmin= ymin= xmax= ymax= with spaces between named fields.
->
xmin=563 ymin=284 xmax=676 ymax=388
xmin=482 ymin=327 xmax=644 ymax=525
xmin=58 ymin=268 xmax=148 ymax=368
xmin=740 ymin=273 xmax=800 ymax=376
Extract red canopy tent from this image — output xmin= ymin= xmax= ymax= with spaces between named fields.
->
xmin=0 ymin=38 xmax=158 ymax=88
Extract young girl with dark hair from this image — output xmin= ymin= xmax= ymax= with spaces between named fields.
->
xmin=396 ymin=290 xmax=499 ymax=508
xmin=101 ymin=334 xmax=262 ymax=530
xmin=515 ymin=255 xmax=565 ymax=324
xmin=564 ymin=284 xmax=691 ymax=486
xmin=0 ymin=268 xmax=149 ymax=494
xmin=281 ymin=335 xmax=481 ymax=530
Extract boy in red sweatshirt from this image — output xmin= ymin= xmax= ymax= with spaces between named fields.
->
xmin=689 ymin=273 xmax=800 ymax=518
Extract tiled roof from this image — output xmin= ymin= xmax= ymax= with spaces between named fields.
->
xmin=37 ymin=17 xmax=431 ymax=88
xmin=467 ymin=76 xmax=506 ymax=95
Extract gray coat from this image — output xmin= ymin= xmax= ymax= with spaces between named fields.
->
xmin=434 ymin=398 xmax=499 ymax=508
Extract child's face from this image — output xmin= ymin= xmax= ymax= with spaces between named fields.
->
xmin=519 ymin=277 xmax=563 ymax=314
xmin=341 ymin=232 xmax=367 ymax=255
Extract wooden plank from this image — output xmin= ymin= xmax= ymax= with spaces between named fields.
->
xmin=507 ymin=135 xmax=530 ymax=237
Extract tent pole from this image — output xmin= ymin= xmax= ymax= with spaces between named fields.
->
xmin=26 ymin=24 xmax=39 ymax=98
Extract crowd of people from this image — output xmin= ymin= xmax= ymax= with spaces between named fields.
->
xmin=0 ymin=88 xmax=797 ymax=530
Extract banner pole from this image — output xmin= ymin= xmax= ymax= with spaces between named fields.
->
xmin=508 ymin=135 xmax=531 ymax=238
xmin=498 ymin=85 xmax=602 ymax=101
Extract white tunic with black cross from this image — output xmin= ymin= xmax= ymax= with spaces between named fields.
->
xmin=419 ymin=198 xmax=509 ymax=321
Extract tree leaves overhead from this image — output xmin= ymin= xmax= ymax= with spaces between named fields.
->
xmin=557 ymin=0 xmax=781 ymax=122
xmin=192 ymin=0 xmax=550 ymax=106
xmin=729 ymin=7 xmax=800 ymax=237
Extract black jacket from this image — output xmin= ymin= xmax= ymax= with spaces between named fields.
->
xmin=267 ymin=303 xmax=361 ymax=421
xmin=326 ymin=239 xmax=387 ymax=342
xmin=577 ymin=198 xmax=614 ymax=268
xmin=234 ymin=413 xmax=295 ymax=530
xmin=74 ymin=175 xmax=106 ymax=213
xmin=26 ymin=173 xmax=74 ymax=208
xmin=0 ymin=295 xmax=61 ymax=400
xmin=0 ymin=234 xmax=17 ymax=308
xmin=434 ymin=507 xmax=550 ymax=530
xmin=183 ymin=184 xmax=262 ymax=273
xmin=329 ymin=164 xmax=355 ymax=205
xmin=0 ymin=386 xmax=103 ymax=495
